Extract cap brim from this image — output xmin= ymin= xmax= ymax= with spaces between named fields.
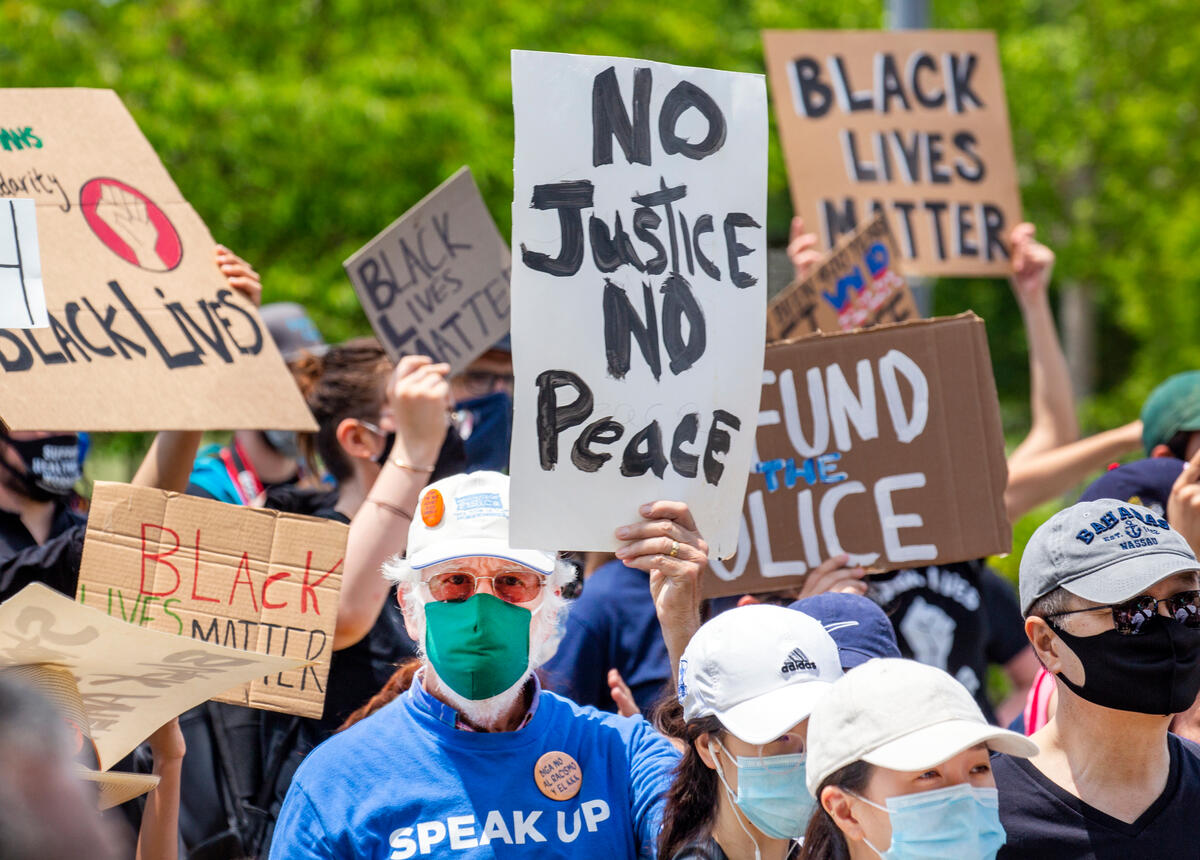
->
xmin=862 ymin=718 xmax=1038 ymax=772
xmin=77 ymin=766 xmax=160 ymax=811
xmin=408 ymin=537 xmax=556 ymax=575
xmin=717 ymin=680 xmax=835 ymax=745
xmin=1062 ymin=552 xmax=1199 ymax=606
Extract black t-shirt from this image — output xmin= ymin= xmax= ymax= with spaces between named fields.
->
xmin=0 ymin=498 xmax=86 ymax=601
xmin=994 ymin=734 xmax=1200 ymax=859
xmin=868 ymin=561 xmax=1028 ymax=722
xmin=668 ymin=837 xmax=730 ymax=860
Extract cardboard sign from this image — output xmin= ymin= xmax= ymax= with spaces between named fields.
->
xmin=767 ymin=213 xmax=919 ymax=341
xmin=763 ymin=31 xmax=1021 ymax=278
xmin=344 ymin=167 xmax=511 ymax=375
xmin=0 ymin=583 xmax=301 ymax=769
xmin=704 ymin=314 xmax=1010 ymax=598
xmin=509 ymin=50 xmax=768 ymax=558
xmin=0 ymin=198 xmax=47 ymax=329
xmin=76 ymin=482 xmax=346 ymax=718
xmin=0 ymin=88 xmax=316 ymax=432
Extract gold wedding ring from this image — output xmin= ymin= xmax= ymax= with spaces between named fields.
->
xmin=669 ymin=540 xmax=679 ymax=558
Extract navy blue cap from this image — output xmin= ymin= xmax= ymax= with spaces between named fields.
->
xmin=1077 ymin=457 xmax=1184 ymax=520
xmin=789 ymin=592 xmax=901 ymax=669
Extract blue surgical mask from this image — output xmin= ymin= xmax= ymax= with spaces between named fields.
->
xmin=854 ymin=784 xmax=1006 ymax=860
xmin=710 ymin=739 xmax=814 ymax=843
xmin=454 ymin=391 xmax=512 ymax=473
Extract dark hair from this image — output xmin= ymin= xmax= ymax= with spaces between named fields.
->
xmin=336 ymin=658 xmax=422 ymax=732
xmin=1167 ymin=430 xmax=1193 ymax=461
xmin=798 ymin=761 xmax=874 ymax=860
xmin=657 ymin=711 xmax=725 ymax=860
xmin=291 ymin=338 xmax=392 ymax=482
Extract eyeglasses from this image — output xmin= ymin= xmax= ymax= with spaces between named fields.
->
xmin=458 ymin=371 xmax=514 ymax=398
xmin=424 ymin=569 xmax=546 ymax=604
xmin=1046 ymin=589 xmax=1200 ymax=636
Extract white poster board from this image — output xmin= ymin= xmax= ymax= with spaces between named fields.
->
xmin=509 ymin=50 xmax=767 ymax=558
xmin=0 ymin=198 xmax=47 ymax=329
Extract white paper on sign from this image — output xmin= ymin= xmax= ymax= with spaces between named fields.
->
xmin=0 ymin=584 xmax=303 ymax=770
xmin=509 ymin=50 xmax=768 ymax=558
xmin=0 ymin=198 xmax=47 ymax=329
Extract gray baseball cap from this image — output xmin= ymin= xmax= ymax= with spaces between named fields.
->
xmin=1019 ymin=499 xmax=1199 ymax=616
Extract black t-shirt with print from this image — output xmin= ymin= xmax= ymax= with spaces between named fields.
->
xmin=994 ymin=734 xmax=1200 ymax=859
xmin=868 ymin=561 xmax=1028 ymax=723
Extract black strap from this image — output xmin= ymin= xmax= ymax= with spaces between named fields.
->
xmin=205 ymin=703 xmax=251 ymax=842
xmin=242 ymin=715 xmax=303 ymax=858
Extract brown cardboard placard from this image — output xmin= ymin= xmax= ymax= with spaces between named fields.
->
xmin=767 ymin=213 xmax=919 ymax=341
xmin=344 ymin=167 xmax=511 ymax=375
xmin=704 ymin=314 xmax=1010 ymax=598
xmin=0 ymin=583 xmax=302 ymax=770
xmin=0 ymin=88 xmax=316 ymax=431
xmin=76 ymin=481 xmax=346 ymax=718
xmin=762 ymin=31 xmax=1021 ymax=278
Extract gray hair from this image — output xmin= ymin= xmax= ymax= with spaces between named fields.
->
xmin=1026 ymin=585 xmax=1077 ymax=621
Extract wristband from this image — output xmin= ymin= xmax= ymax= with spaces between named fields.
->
xmin=389 ymin=455 xmax=436 ymax=473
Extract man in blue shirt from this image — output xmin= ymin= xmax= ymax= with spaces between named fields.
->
xmin=271 ymin=471 xmax=707 ymax=859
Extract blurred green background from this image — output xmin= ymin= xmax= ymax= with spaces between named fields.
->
xmin=3 ymin=0 xmax=1197 ymax=574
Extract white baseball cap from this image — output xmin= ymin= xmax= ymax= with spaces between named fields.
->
xmin=805 ymin=658 xmax=1038 ymax=796
xmin=406 ymin=471 xmax=556 ymax=574
xmin=679 ymin=604 xmax=843 ymax=745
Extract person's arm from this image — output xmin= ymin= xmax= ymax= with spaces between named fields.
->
xmin=615 ymin=502 xmax=707 ymax=681
xmin=1006 ymin=223 xmax=1078 ymax=467
xmin=787 ymin=216 xmax=823 ymax=282
xmin=135 ymin=719 xmax=185 ymax=860
xmin=333 ymin=356 xmax=450 ymax=650
xmin=1004 ymin=420 xmax=1143 ymax=521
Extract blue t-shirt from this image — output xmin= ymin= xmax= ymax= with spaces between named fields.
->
xmin=270 ymin=678 xmax=680 ymax=859
xmin=541 ymin=560 xmax=670 ymax=713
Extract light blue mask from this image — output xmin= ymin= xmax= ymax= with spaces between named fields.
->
xmin=856 ymin=784 xmax=1006 ymax=860
xmin=711 ymin=740 xmax=815 ymax=842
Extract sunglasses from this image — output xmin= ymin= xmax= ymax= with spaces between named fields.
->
xmin=425 ymin=569 xmax=545 ymax=604
xmin=1046 ymin=589 xmax=1200 ymax=636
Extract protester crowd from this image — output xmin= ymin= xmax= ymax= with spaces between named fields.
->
xmin=3 ymin=67 xmax=1200 ymax=860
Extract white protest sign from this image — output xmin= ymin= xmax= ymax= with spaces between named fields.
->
xmin=0 ymin=583 xmax=302 ymax=770
xmin=509 ymin=51 xmax=767 ymax=558
xmin=0 ymin=198 xmax=47 ymax=329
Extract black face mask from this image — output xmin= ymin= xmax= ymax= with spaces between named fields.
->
xmin=1053 ymin=614 xmax=1200 ymax=714
xmin=0 ymin=434 xmax=81 ymax=502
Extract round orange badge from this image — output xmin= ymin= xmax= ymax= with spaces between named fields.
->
xmin=534 ymin=751 xmax=582 ymax=801
xmin=421 ymin=489 xmax=445 ymax=527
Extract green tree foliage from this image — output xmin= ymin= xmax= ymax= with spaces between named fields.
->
xmin=2 ymin=0 xmax=1196 ymax=465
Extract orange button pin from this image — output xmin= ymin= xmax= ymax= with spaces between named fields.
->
xmin=534 ymin=750 xmax=582 ymax=801
xmin=421 ymin=489 xmax=445 ymax=527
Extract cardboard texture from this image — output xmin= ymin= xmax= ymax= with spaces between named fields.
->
xmin=704 ymin=313 xmax=1010 ymax=598
xmin=0 ymin=88 xmax=316 ymax=431
xmin=509 ymin=50 xmax=768 ymax=558
xmin=767 ymin=213 xmax=919 ymax=341
xmin=762 ymin=31 xmax=1021 ymax=278
xmin=0 ymin=583 xmax=301 ymax=769
xmin=0 ymin=198 xmax=48 ymax=329
xmin=344 ymin=167 xmax=511 ymax=375
xmin=77 ymin=481 xmax=347 ymax=718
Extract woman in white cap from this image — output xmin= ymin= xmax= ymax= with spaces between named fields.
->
xmin=658 ymin=604 xmax=844 ymax=860
xmin=800 ymin=658 xmax=1038 ymax=860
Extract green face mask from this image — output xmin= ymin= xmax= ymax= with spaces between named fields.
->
xmin=424 ymin=593 xmax=532 ymax=700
